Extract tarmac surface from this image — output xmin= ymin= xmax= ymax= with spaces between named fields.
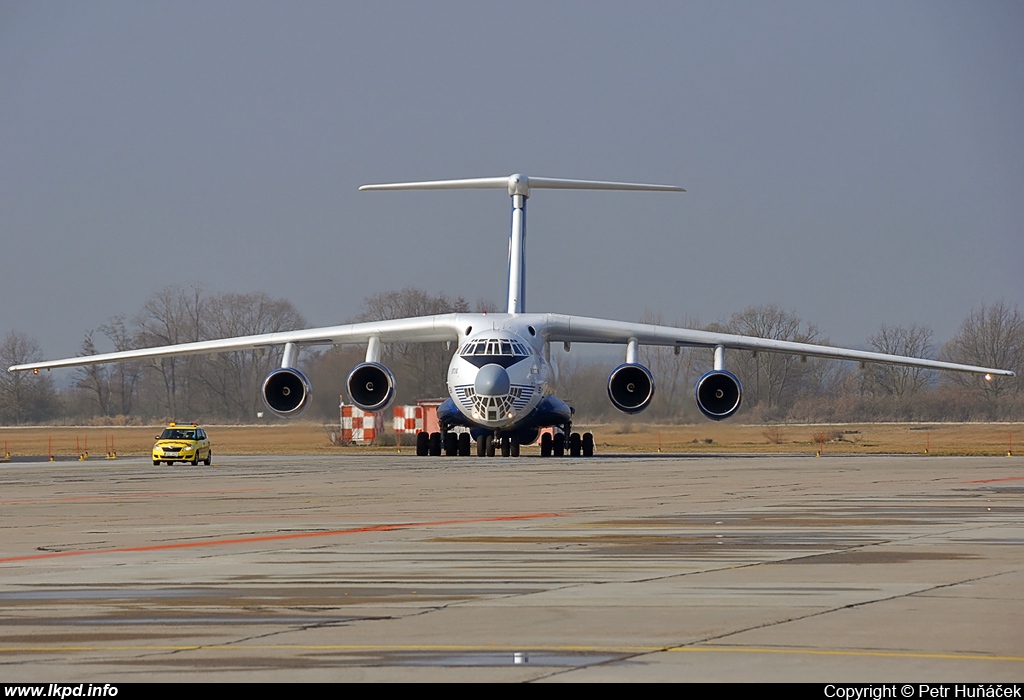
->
xmin=0 ymin=452 xmax=1022 ymax=682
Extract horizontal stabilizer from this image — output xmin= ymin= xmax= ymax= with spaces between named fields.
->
xmin=360 ymin=173 xmax=684 ymax=198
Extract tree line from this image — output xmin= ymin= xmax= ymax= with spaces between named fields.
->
xmin=1 ymin=288 xmax=1021 ymax=425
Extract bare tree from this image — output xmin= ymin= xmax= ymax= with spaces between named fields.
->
xmin=638 ymin=310 xmax=701 ymax=420
xmin=725 ymin=304 xmax=822 ymax=413
xmin=354 ymin=288 xmax=478 ymax=401
xmin=76 ymin=331 xmax=111 ymax=416
xmin=192 ymin=292 xmax=306 ymax=420
xmin=0 ymin=331 xmax=56 ymax=424
xmin=940 ymin=301 xmax=1023 ymax=414
xmin=99 ymin=315 xmax=143 ymax=416
xmin=864 ymin=323 xmax=935 ymax=400
xmin=134 ymin=285 xmax=204 ymax=417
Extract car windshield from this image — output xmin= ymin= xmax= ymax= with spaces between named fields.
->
xmin=160 ymin=429 xmax=196 ymax=440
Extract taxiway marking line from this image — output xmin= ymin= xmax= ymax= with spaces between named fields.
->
xmin=1 ymin=488 xmax=270 ymax=505
xmin=0 ymin=513 xmax=561 ymax=564
xmin=964 ymin=476 xmax=1024 ymax=484
xmin=0 ymin=644 xmax=1020 ymax=663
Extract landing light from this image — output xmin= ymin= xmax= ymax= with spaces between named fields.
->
xmin=985 ymin=373 xmax=992 ymax=382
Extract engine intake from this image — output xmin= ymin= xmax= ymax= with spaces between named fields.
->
xmin=346 ymin=362 xmax=396 ymax=412
xmin=694 ymin=370 xmax=742 ymax=420
xmin=262 ymin=367 xmax=312 ymax=416
xmin=607 ymin=363 xmax=655 ymax=414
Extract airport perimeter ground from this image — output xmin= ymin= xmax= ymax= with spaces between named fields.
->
xmin=0 ymin=441 xmax=1022 ymax=681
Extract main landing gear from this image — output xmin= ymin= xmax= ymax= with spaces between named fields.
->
xmin=414 ymin=425 xmax=594 ymax=457
xmin=539 ymin=426 xmax=594 ymax=458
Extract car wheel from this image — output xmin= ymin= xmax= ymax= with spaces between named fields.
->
xmin=204 ymin=451 xmax=212 ymax=466
xmin=153 ymin=460 xmax=159 ymax=466
xmin=191 ymin=453 xmax=199 ymax=466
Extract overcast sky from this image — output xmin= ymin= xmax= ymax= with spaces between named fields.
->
xmin=2 ymin=1 xmax=1022 ymax=361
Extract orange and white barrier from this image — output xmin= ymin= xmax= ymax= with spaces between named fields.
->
xmin=392 ymin=405 xmax=424 ymax=434
xmin=341 ymin=406 xmax=381 ymax=444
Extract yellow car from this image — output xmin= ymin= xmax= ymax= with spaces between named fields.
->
xmin=153 ymin=422 xmax=212 ymax=466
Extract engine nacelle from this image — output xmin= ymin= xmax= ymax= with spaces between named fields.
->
xmin=607 ymin=363 xmax=655 ymax=414
xmin=346 ymin=362 xmax=396 ymax=412
xmin=262 ymin=367 xmax=312 ymax=416
xmin=694 ymin=370 xmax=742 ymax=421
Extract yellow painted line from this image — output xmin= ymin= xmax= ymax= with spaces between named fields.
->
xmin=0 ymin=644 xmax=1020 ymax=663
xmin=665 ymin=646 xmax=1024 ymax=663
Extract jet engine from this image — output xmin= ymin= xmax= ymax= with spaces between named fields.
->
xmin=694 ymin=370 xmax=742 ymax=421
xmin=262 ymin=367 xmax=312 ymax=416
xmin=346 ymin=362 xmax=396 ymax=412
xmin=607 ymin=363 xmax=655 ymax=414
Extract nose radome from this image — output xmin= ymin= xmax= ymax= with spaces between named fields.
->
xmin=475 ymin=364 xmax=511 ymax=396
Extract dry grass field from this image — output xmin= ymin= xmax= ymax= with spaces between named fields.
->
xmin=1 ymin=421 xmax=1021 ymax=458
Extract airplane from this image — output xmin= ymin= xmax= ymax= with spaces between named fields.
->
xmin=8 ymin=174 xmax=1016 ymax=457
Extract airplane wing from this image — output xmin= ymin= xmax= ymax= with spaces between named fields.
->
xmin=8 ymin=315 xmax=466 ymax=373
xmin=536 ymin=314 xmax=1016 ymax=377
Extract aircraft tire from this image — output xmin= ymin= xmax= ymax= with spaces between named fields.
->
xmin=553 ymin=433 xmax=565 ymax=457
xmin=476 ymin=436 xmax=487 ymax=457
xmin=540 ymin=432 xmax=552 ymax=457
xmin=501 ymin=438 xmax=511 ymax=457
xmin=486 ymin=436 xmax=496 ymax=457
xmin=416 ymin=432 xmax=429 ymax=457
xmin=511 ymin=440 xmax=520 ymax=457
xmin=429 ymin=432 xmax=442 ymax=456
xmin=582 ymin=433 xmax=594 ymax=457
xmin=569 ymin=432 xmax=582 ymax=457
xmin=443 ymin=432 xmax=457 ymax=456
xmin=458 ymin=432 xmax=471 ymax=456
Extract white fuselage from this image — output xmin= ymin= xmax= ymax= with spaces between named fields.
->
xmin=446 ymin=327 xmax=549 ymax=429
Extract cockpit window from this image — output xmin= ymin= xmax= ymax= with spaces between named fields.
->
xmin=460 ymin=338 xmax=530 ymax=358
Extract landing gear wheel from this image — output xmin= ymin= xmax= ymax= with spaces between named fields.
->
xmin=476 ymin=435 xmax=487 ymax=457
xmin=486 ymin=435 xmax=496 ymax=457
xmin=582 ymin=433 xmax=594 ymax=457
xmin=501 ymin=437 xmax=511 ymax=457
xmin=416 ymin=432 xmax=429 ymax=457
xmin=429 ymin=432 xmax=442 ymax=456
xmin=443 ymin=432 xmax=458 ymax=456
xmin=458 ymin=432 xmax=471 ymax=456
xmin=569 ymin=432 xmax=582 ymax=457
xmin=511 ymin=440 xmax=520 ymax=457
xmin=553 ymin=433 xmax=565 ymax=457
xmin=541 ymin=432 xmax=552 ymax=457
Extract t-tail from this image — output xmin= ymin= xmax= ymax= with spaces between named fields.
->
xmin=359 ymin=174 xmax=684 ymax=314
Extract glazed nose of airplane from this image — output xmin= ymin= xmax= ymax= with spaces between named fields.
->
xmin=475 ymin=363 xmax=511 ymax=396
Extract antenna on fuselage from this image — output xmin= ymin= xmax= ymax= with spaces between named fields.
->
xmin=359 ymin=174 xmax=684 ymax=314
